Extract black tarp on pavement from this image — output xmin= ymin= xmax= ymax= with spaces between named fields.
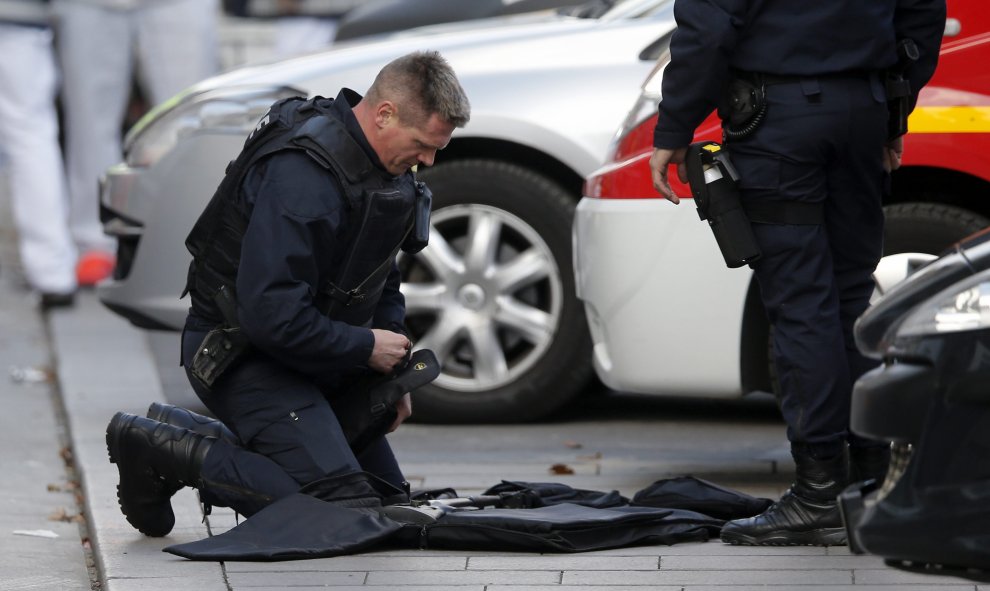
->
xmin=164 ymin=475 xmax=770 ymax=561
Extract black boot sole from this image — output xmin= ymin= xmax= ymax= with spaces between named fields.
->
xmin=721 ymin=527 xmax=847 ymax=547
xmin=106 ymin=411 xmax=128 ymax=466
xmin=106 ymin=412 xmax=175 ymax=537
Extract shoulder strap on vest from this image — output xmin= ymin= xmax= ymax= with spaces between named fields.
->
xmin=288 ymin=109 xmax=379 ymax=206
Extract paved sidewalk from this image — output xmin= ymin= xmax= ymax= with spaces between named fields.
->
xmin=0 ymin=257 xmax=92 ymax=590
xmin=40 ymin=291 xmax=986 ymax=591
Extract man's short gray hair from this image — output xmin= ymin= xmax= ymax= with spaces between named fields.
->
xmin=366 ymin=50 xmax=471 ymax=128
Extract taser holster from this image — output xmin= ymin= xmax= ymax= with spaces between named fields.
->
xmin=685 ymin=141 xmax=762 ymax=268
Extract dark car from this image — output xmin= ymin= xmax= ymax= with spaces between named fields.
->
xmin=334 ymin=0 xmax=594 ymax=41
xmin=223 ymin=0 xmax=591 ymax=40
xmin=841 ymin=227 xmax=990 ymax=580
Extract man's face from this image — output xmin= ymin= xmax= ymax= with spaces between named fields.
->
xmin=376 ymin=108 xmax=456 ymax=176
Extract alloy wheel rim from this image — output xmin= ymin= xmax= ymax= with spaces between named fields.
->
xmin=398 ymin=204 xmax=563 ymax=392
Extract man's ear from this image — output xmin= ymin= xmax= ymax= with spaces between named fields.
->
xmin=376 ymin=101 xmax=396 ymax=128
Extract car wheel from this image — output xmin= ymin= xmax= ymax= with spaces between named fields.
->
xmin=874 ymin=202 xmax=990 ymax=297
xmin=399 ymin=159 xmax=592 ymax=423
xmin=767 ymin=202 xmax=990 ymax=399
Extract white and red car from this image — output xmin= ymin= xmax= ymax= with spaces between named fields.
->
xmin=574 ymin=0 xmax=990 ymax=399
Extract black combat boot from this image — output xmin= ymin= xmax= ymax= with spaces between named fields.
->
xmin=849 ymin=444 xmax=891 ymax=487
xmin=146 ymin=402 xmax=239 ymax=445
xmin=720 ymin=446 xmax=848 ymax=546
xmin=106 ymin=412 xmax=214 ymax=537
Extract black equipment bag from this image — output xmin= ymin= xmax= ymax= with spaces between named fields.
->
xmin=481 ymin=480 xmax=629 ymax=509
xmin=400 ymin=503 xmax=723 ymax=553
xmin=631 ymin=476 xmax=773 ymax=521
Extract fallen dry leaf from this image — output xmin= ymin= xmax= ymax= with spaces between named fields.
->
xmin=549 ymin=463 xmax=575 ymax=475
xmin=48 ymin=507 xmax=84 ymax=523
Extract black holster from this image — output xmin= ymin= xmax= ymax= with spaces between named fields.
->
xmin=885 ymin=39 xmax=919 ymax=140
xmin=190 ymin=327 xmax=251 ymax=389
xmin=685 ymin=141 xmax=762 ymax=268
xmin=189 ymin=284 xmax=251 ymax=389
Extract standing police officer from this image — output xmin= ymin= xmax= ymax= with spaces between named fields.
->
xmin=106 ymin=51 xmax=470 ymax=537
xmin=650 ymin=1 xmax=945 ymax=546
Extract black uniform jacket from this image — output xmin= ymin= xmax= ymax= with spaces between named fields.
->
xmin=187 ymin=92 xmax=407 ymax=385
xmin=653 ymin=0 xmax=947 ymax=148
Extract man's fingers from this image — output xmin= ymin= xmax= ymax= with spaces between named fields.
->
xmin=649 ymin=148 xmax=684 ymax=204
xmin=660 ymin=179 xmax=681 ymax=204
xmin=889 ymin=148 xmax=902 ymax=171
xmin=388 ymin=393 xmax=412 ymax=432
xmin=651 ymin=169 xmax=680 ymax=204
xmin=882 ymin=147 xmax=902 ymax=173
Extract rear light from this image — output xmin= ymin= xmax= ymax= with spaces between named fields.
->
xmin=585 ymin=59 xmax=727 ymax=200
xmin=585 ymin=111 xmax=722 ymax=199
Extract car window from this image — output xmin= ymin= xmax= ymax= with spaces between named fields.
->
xmin=598 ymin=0 xmax=675 ymax=21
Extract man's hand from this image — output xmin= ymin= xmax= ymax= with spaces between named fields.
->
xmin=369 ymin=329 xmax=411 ymax=374
xmin=388 ymin=393 xmax=412 ymax=432
xmin=650 ymin=147 xmax=689 ymax=204
xmin=882 ymin=136 xmax=904 ymax=173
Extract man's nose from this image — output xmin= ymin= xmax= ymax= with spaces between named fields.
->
xmin=418 ymin=150 xmax=437 ymax=167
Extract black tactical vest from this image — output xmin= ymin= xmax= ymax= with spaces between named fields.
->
xmin=184 ymin=94 xmax=422 ymax=329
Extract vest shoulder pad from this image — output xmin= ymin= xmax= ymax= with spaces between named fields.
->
xmin=289 ymin=114 xmax=377 ymax=192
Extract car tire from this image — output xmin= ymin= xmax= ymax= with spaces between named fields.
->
xmin=882 ymin=202 xmax=989 ymax=255
xmin=767 ymin=201 xmax=990 ymax=400
xmin=400 ymin=159 xmax=592 ymax=423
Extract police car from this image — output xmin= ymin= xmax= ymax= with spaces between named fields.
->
xmin=573 ymin=1 xmax=990 ymax=400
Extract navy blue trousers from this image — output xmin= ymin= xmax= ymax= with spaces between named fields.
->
xmin=180 ymin=329 xmax=405 ymax=516
xmin=728 ymin=75 xmax=888 ymax=454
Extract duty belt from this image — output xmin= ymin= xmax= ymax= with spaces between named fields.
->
xmin=741 ymin=70 xmax=878 ymax=86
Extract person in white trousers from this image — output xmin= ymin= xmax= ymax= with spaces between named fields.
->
xmin=273 ymin=15 xmax=339 ymax=59
xmin=53 ymin=0 xmax=220 ymax=285
xmin=222 ymin=0 xmax=362 ymax=59
xmin=0 ymin=0 xmax=78 ymax=307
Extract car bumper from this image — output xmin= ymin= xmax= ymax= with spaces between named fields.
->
xmin=851 ymin=361 xmax=936 ymax=443
xmin=97 ymin=134 xmax=238 ymax=330
xmin=572 ymin=196 xmax=752 ymax=396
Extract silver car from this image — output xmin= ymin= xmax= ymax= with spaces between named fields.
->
xmin=98 ymin=0 xmax=676 ymax=422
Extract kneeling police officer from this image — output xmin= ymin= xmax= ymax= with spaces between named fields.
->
xmin=650 ymin=1 xmax=945 ymax=545
xmin=106 ymin=51 xmax=471 ymax=537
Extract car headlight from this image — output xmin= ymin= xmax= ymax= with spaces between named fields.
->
xmin=895 ymin=273 xmax=990 ymax=337
xmin=123 ymin=85 xmax=304 ymax=168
